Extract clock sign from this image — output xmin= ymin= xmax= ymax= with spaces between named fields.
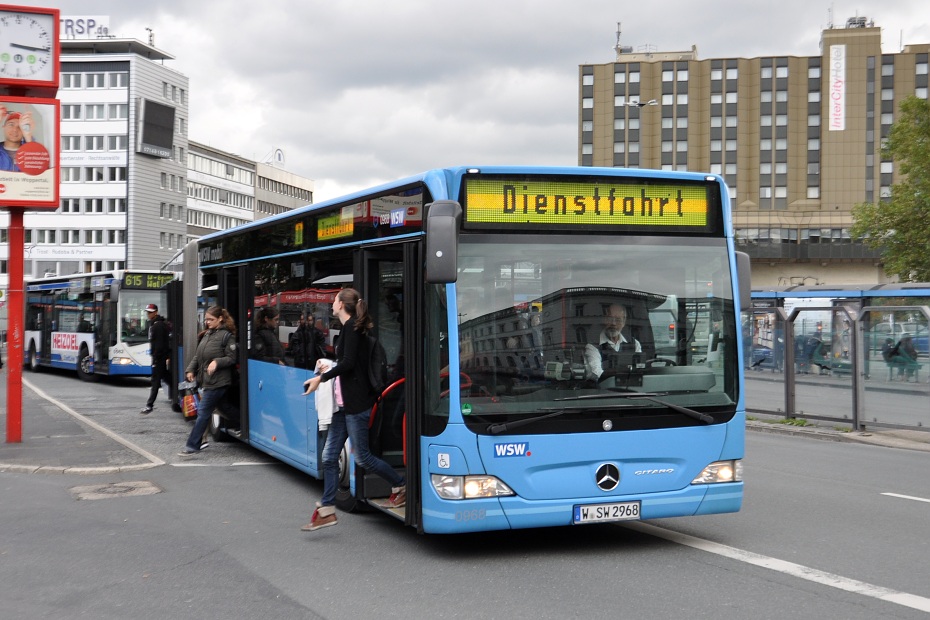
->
xmin=0 ymin=5 xmax=59 ymax=92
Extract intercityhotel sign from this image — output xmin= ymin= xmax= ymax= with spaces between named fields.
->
xmin=829 ymin=45 xmax=846 ymax=131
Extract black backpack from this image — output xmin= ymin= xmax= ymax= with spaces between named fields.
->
xmin=366 ymin=334 xmax=388 ymax=397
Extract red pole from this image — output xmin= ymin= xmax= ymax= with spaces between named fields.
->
xmin=5 ymin=207 xmax=24 ymax=443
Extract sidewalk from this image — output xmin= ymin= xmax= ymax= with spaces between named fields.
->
xmin=0 ymin=368 xmax=162 ymax=474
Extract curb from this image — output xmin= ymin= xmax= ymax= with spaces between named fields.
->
xmin=0 ymin=462 xmax=163 ymax=475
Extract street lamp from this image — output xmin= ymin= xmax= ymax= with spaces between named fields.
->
xmin=617 ymin=100 xmax=659 ymax=167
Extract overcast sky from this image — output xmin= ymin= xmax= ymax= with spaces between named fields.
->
xmin=19 ymin=1 xmax=930 ymax=201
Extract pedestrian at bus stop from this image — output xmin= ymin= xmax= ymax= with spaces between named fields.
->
xmin=301 ymin=288 xmax=405 ymax=531
xmin=141 ymin=304 xmax=170 ymax=414
xmin=179 ymin=306 xmax=238 ymax=456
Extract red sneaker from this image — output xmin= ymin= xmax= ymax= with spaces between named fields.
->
xmin=301 ymin=503 xmax=337 ymax=531
xmin=386 ymin=486 xmax=406 ymax=508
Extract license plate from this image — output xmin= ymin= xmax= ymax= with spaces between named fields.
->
xmin=573 ymin=501 xmax=641 ymax=524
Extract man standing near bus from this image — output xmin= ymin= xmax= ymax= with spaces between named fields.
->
xmin=141 ymin=304 xmax=171 ymax=414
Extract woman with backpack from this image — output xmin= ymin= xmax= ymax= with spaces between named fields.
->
xmin=179 ymin=306 xmax=239 ymax=456
xmin=301 ymin=288 xmax=405 ymax=531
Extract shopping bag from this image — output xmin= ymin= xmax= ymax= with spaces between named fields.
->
xmin=179 ymin=381 xmax=199 ymax=420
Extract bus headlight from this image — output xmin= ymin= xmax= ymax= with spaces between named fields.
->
xmin=692 ymin=460 xmax=742 ymax=484
xmin=431 ymin=474 xmax=515 ymax=500
xmin=112 ymin=357 xmax=134 ymax=365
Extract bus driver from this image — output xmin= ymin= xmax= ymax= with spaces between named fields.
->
xmin=583 ymin=303 xmax=642 ymax=386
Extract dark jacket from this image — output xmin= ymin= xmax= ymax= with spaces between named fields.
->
xmin=252 ymin=325 xmax=285 ymax=363
xmin=319 ymin=316 xmax=375 ymax=414
xmin=186 ymin=327 xmax=238 ymax=390
xmin=148 ymin=315 xmax=171 ymax=362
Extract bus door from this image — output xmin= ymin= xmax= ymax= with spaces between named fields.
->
xmin=361 ymin=242 xmax=422 ymax=525
xmin=218 ymin=266 xmax=250 ymax=439
xmin=92 ymin=292 xmax=113 ymax=374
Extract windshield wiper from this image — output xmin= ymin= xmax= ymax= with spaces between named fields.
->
xmin=487 ymin=408 xmax=576 ymax=435
xmin=555 ymin=392 xmax=714 ymax=424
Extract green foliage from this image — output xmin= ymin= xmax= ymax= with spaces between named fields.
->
xmin=851 ymin=96 xmax=930 ymax=281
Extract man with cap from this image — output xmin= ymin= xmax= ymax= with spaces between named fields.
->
xmin=141 ymin=303 xmax=171 ymax=414
xmin=0 ymin=107 xmax=38 ymax=172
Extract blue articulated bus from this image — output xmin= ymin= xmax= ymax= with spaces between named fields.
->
xmin=24 ymin=270 xmax=175 ymax=381
xmin=183 ymin=166 xmax=749 ymax=534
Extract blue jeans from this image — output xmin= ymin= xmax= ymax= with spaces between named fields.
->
xmin=321 ymin=408 xmax=404 ymax=507
xmin=185 ymin=387 xmax=227 ymax=451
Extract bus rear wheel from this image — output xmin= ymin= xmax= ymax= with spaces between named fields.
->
xmin=76 ymin=346 xmax=99 ymax=382
xmin=27 ymin=343 xmax=41 ymax=372
xmin=208 ymin=411 xmax=233 ymax=442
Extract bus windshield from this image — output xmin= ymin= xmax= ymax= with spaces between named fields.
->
xmin=455 ymin=234 xmax=738 ymax=432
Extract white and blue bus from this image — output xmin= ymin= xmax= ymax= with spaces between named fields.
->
xmin=183 ymin=166 xmax=750 ymax=534
xmin=24 ymin=270 xmax=175 ymax=381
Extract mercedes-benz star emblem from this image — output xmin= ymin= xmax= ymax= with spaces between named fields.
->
xmin=595 ymin=463 xmax=620 ymax=491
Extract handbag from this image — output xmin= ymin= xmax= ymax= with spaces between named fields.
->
xmin=179 ymin=380 xmax=199 ymax=420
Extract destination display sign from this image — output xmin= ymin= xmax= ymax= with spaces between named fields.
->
xmin=463 ymin=177 xmax=718 ymax=233
xmin=122 ymin=272 xmax=175 ymax=290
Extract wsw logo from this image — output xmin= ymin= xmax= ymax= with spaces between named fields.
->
xmin=493 ymin=443 xmax=531 ymax=457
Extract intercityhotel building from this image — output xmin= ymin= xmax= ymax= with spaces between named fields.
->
xmin=579 ymin=16 xmax=929 ymax=287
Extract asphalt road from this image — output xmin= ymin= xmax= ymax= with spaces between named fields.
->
xmin=2 ymin=370 xmax=930 ymax=619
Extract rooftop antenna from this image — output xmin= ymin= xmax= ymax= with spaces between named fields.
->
xmin=145 ymin=27 xmax=154 ymax=46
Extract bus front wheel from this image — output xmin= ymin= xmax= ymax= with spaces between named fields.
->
xmin=76 ymin=346 xmax=99 ymax=382
xmin=208 ymin=411 xmax=233 ymax=442
xmin=334 ymin=445 xmax=370 ymax=513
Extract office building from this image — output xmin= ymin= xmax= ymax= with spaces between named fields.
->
xmin=579 ymin=17 xmax=930 ymax=287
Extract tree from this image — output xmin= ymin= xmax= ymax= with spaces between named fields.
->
xmin=851 ymin=96 xmax=930 ymax=281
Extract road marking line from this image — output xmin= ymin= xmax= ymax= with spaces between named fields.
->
xmin=624 ymin=521 xmax=930 ymax=614
xmin=882 ymin=492 xmax=930 ymax=504
xmin=24 ymin=378 xmax=165 ymax=467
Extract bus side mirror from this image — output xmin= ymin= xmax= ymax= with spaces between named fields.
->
xmin=425 ymin=200 xmax=462 ymax=284
xmin=735 ymin=251 xmax=751 ymax=311
xmin=109 ymin=281 xmax=120 ymax=303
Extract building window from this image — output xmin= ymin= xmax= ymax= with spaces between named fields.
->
xmin=662 ymin=70 xmax=674 ymax=82
xmin=109 ymin=72 xmax=128 ymax=88
xmin=61 ymin=73 xmax=82 ymax=88
xmin=108 ymin=167 xmax=127 ymax=182
xmin=808 ymin=115 xmax=821 ymax=127
xmin=761 ymin=67 xmax=773 ymax=79
xmin=107 ymin=198 xmax=126 ymax=213
xmin=917 ymin=87 xmax=928 ymax=100
xmin=582 ymin=120 xmax=593 ymax=131
xmin=614 ymin=72 xmax=625 ymax=84
xmin=85 ymin=167 xmax=105 ymax=182
xmin=86 ymin=72 xmax=106 ymax=88
xmin=761 ymin=115 xmax=772 ymax=127
xmin=880 ymin=162 xmax=894 ymax=174
xmin=108 ymin=104 xmax=128 ymax=120
xmin=61 ymin=105 xmax=81 ymax=121
xmin=881 ymin=63 xmax=894 ymax=76
xmin=760 ymin=187 xmax=772 ymax=199
xmin=615 ymin=95 xmax=627 ymax=107
xmin=776 ymin=114 xmax=788 ymax=126
xmin=628 ymin=72 xmax=640 ymax=83
xmin=85 ymin=230 xmax=103 ymax=245
xmin=881 ymin=113 xmax=894 ymax=125
xmin=61 ymin=167 xmax=81 ymax=182
xmin=614 ymin=119 xmax=625 ymax=130
xmin=809 ymin=67 xmax=821 ymax=79
xmin=726 ymin=68 xmax=738 ymax=79
xmin=676 ymin=93 xmax=688 ymax=105
xmin=775 ymin=162 xmax=787 ymax=174
xmin=613 ymin=142 xmax=625 ymax=153
xmin=160 ymin=172 xmax=167 ymax=188
xmin=775 ymin=138 xmax=787 ymax=150
xmin=710 ymin=93 xmax=723 ymax=104
xmin=107 ymin=230 xmax=126 ymax=244
xmin=807 ymin=187 xmax=820 ymax=199
xmin=581 ymin=144 xmax=593 ymax=155
xmin=676 ymin=141 xmax=688 ymax=152
xmin=725 ymin=116 xmax=738 ymax=127
xmin=711 ymin=140 xmax=722 ymax=152
xmin=808 ymin=91 xmax=821 ymax=102
xmin=808 ymin=138 xmax=820 ymax=150
xmin=108 ymin=135 xmax=128 ymax=150
xmin=725 ymin=92 xmax=738 ymax=103
xmin=582 ymin=98 xmax=593 ymax=109
xmin=61 ymin=198 xmax=80 ymax=212
xmin=776 ymin=66 xmax=788 ymax=78
xmin=85 ymin=135 xmax=105 ymax=151
xmin=710 ymin=116 xmax=722 ymax=127
xmin=711 ymin=69 xmax=723 ymax=80
xmin=662 ymin=141 xmax=673 ymax=153
xmin=760 ymin=139 xmax=772 ymax=150
xmin=85 ymin=198 xmax=104 ymax=213
xmin=582 ymin=74 xmax=594 ymax=86
xmin=725 ymin=140 xmax=737 ymax=151
xmin=85 ymin=104 xmax=106 ymax=120
xmin=881 ymin=89 xmax=894 ymax=101
xmin=808 ymin=163 xmax=820 ymax=175
xmin=62 ymin=230 xmax=81 ymax=245
xmin=761 ymin=91 xmax=773 ymax=103
xmin=776 ymin=91 xmax=788 ymax=102
xmin=678 ymin=70 xmax=688 ymax=81
xmin=61 ymin=136 xmax=81 ymax=151
xmin=628 ymin=118 xmax=640 ymax=130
